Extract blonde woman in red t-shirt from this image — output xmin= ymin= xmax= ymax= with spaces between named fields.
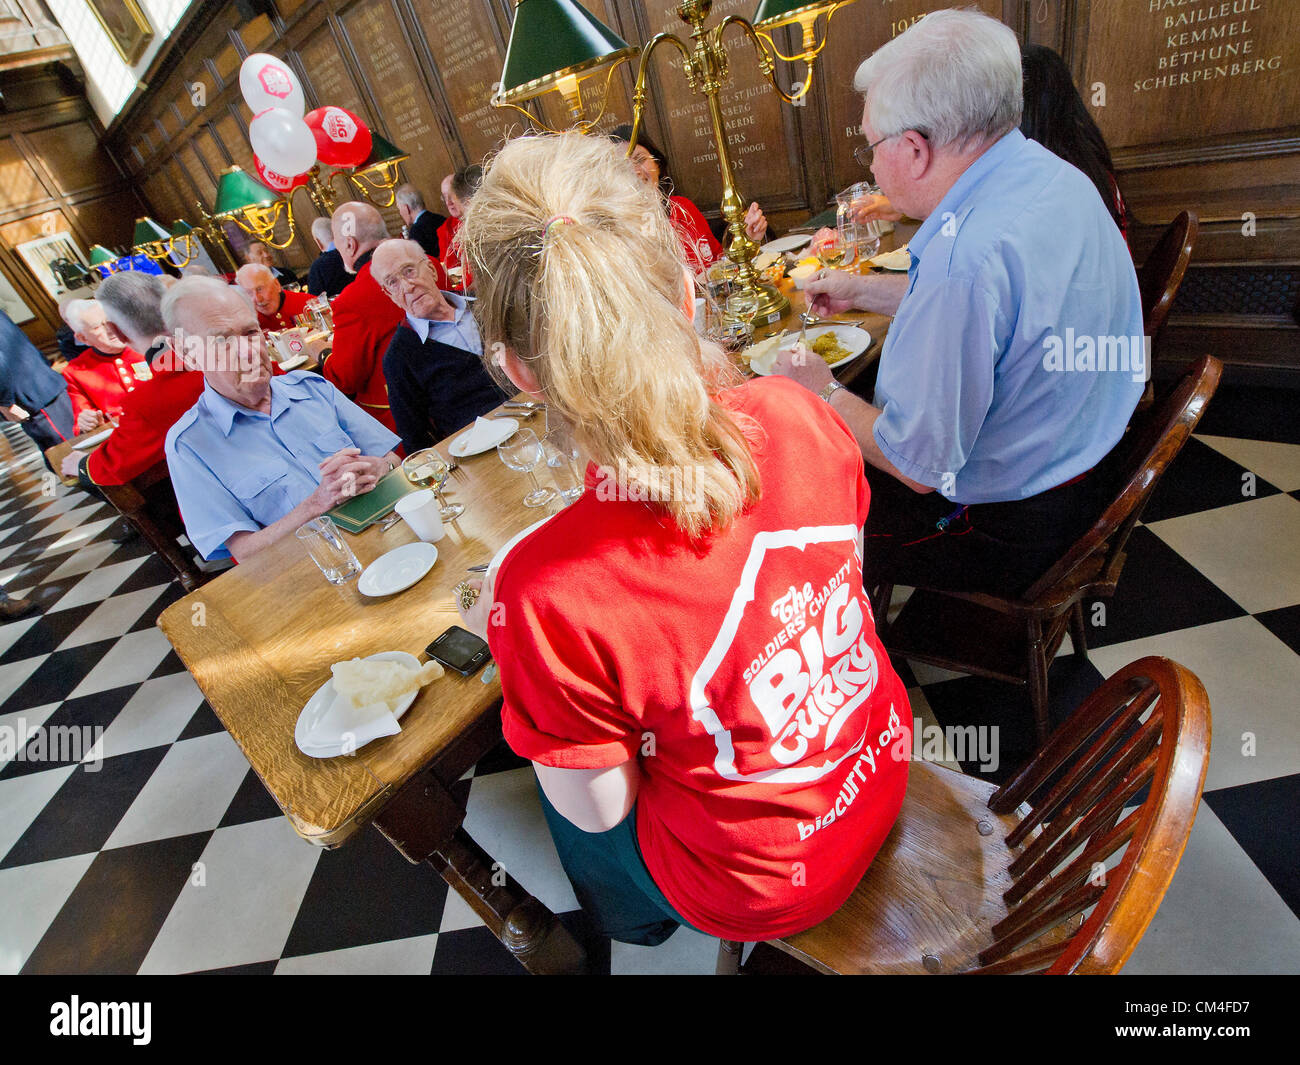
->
xmin=453 ymin=132 xmax=911 ymax=946
xmin=610 ymin=125 xmax=768 ymax=277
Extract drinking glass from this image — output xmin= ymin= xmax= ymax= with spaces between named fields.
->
xmin=498 ymin=428 xmax=556 ymax=508
xmin=543 ymin=422 xmax=586 ymax=504
xmin=817 ymin=232 xmax=847 ymax=269
xmin=295 ymin=516 xmax=361 ymax=585
xmin=402 ymin=448 xmax=464 ymax=520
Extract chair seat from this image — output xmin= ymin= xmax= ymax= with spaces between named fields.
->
xmin=771 ymin=760 xmax=1072 ymax=974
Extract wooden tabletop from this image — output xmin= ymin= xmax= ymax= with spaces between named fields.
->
xmin=45 ymin=427 xmax=112 ymax=487
xmin=157 ymin=407 xmax=563 ymax=847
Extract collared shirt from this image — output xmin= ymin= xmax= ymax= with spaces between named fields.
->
xmin=165 ymin=370 xmax=399 ymax=560
xmin=872 ymin=129 xmax=1144 ymax=504
xmin=406 ymin=291 xmax=481 ymax=354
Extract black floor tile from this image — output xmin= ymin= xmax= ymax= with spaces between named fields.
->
xmin=0 ymin=747 xmax=170 ymax=868
xmin=429 ymin=924 xmax=529 ymax=975
xmin=473 ymin=737 xmax=531 ymax=777
xmin=150 ymin=648 xmax=185 ymax=679
xmin=176 ymin=701 xmax=225 ymax=740
xmin=0 ymin=601 xmax=98 ymax=664
xmin=1204 ymin=774 xmax=1300 ymax=921
xmin=218 ymin=769 xmax=284 ymax=828
xmin=188 ymin=960 xmax=279 ymax=975
xmin=1141 ymin=438 xmax=1279 ymax=523
xmin=21 ymin=832 xmax=212 ymax=974
xmin=0 ymin=683 xmax=136 ymax=780
xmin=1254 ymin=604 xmax=1300 ymax=657
xmin=114 ymin=553 xmax=182 ymax=597
xmin=279 ymin=825 xmax=449 ymax=958
xmin=1 ymin=638 xmax=118 ymax=712
xmin=1082 ymin=526 xmax=1246 ymax=648
xmin=1194 ymin=384 xmax=1300 ymax=445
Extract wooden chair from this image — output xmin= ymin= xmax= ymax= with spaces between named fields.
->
xmin=872 ymin=355 xmax=1221 ymax=745
xmin=721 ymin=656 xmax=1210 ymax=974
xmin=99 ymin=459 xmax=207 ymax=592
xmin=1137 ymin=210 xmax=1198 ymax=407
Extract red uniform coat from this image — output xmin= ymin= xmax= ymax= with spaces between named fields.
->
xmin=436 ymin=217 xmax=472 ymax=291
xmin=324 ymin=252 xmax=446 ymax=435
xmin=255 ymin=288 xmax=312 ymax=333
xmin=83 ymin=353 xmax=205 ymax=486
xmin=63 ymin=347 xmax=150 ymax=422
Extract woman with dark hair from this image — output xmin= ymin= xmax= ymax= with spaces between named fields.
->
xmin=1020 ymin=44 xmax=1130 ymax=241
xmin=610 ymin=124 xmax=768 ymax=274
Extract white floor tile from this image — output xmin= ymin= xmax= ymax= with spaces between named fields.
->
xmin=462 ymin=766 xmax=579 ymax=918
xmin=138 ymin=818 xmax=321 ymax=974
xmin=68 ymin=627 xmax=172 ymax=699
xmin=41 ymin=517 xmax=118 ymax=556
xmin=0 ymin=653 xmax=47 ymax=705
xmin=0 ymin=612 xmax=40 ymax=658
xmin=275 ymin=934 xmax=439 ymax=975
xmin=1124 ymin=802 xmax=1300 ymax=975
xmin=90 ymin=672 xmax=206 ymax=761
xmin=0 ymin=853 xmax=97 ymax=974
xmin=1147 ymin=493 xmax=1300 ymax=614
xmin=104 ymin=732 xmax=249 ymax=849
xmin=1199 ymin=434 xmax=1300 ymax=492
xmin=1087 ymin=616 xmax=1300 ymax=791
xmin=610 ymin=925 xmax=723 ymax=975
xmin=32 ymin=503 xmax=111 ymax=541
xmin=437 ymin=887 xmax=485 ymax=933
xmin=43 ymin=540 xmax=121 ymax=583
xmin=47 ymin=558 xmax=147 ymax=613
xmin=58 ymin=586 xmax=167 ymax=650
xmin=0 ymin=764 xmax=77 ymax=864
xmin=0 ymin=702 xmax=60 ymax=772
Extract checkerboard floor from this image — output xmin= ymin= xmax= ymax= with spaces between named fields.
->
xmin=2 ymin=385 xmax=1298 ymax=975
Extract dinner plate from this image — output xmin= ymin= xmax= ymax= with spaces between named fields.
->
xmin=868 ymin=245 xmax=911 ymax=271
xmin=357 ymin=541 xmax=438 ymax=597
xmin=761 ymin=233 xmax=814 ymax=255
xmin=449 ymin=417 xmax=520 ymax=458
xmin=294 ymin=650 xmax=421 ymax=758
xmin=71 ymin=427 xmax=114 ymax=450
xmin=278 ymin=354 xmax=309 ymax=370
xmin=747 ymin=325 xmax=872 ymax=376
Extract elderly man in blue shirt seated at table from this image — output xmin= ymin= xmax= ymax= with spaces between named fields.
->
xmin=371 ymin=238 xmax=511 ymax=455
xmin=776 ymin=8 xmax=1144 ymax=598
xmin=162 ymin=277 xmax=400 ymax=562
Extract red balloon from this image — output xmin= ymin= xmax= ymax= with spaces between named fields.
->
xmin=303 ymin=106 xmax=373 ymax=168
xmin=254 ymin=155 xmax=310 ymax=193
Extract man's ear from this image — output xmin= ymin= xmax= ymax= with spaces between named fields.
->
xmin=72 ymin=331 xmax=88 ymax=346
xmin=903 ymin=129 xmax=932 ymax=179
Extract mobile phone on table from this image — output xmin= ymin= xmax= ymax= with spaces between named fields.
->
xmin=426 ymin=625 xmax=491 ymax=676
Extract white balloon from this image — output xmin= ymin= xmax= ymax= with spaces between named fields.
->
xmin=249 ymin=108 xmax=317 ymax=177
xmin=240 ymin=52 xmax=305 ymax=117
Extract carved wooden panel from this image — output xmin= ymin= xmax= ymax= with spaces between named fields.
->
xmin=214 ymin=111 xmax=257 ymax=177
xmin=0 ymin=137 xmax=51 ymax=211
xmin=25 ymin=121 xmax=120 ymax=197
xmin=298 ymin=23 xmax=370 ymax=119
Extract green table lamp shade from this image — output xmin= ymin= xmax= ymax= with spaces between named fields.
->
xmin=360 ymin=133 xmax=408 ymax=167
xmin=88 ymin=245 xmax=118 ymax=266
xmin=170 ymin=220 xmax=194 ymax=237
xmin=497 ymin=0 xmax=638 ymax=105
xmin=752 ymin=0 xmax=851 ymax=29
xmin=213 ymin=166 xmax=278 ymax=217
xmin=132 ymin=217 xmax=171 ymax=246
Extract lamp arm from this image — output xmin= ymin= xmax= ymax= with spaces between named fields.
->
xmin=627 ymin=32 xmax=693 ymax=157
xmin=168 ymin=235 xmax=198 ymax=269
xmin=572 ymin=55 xmax=636 ymax=133
xmin=714 ymin=15 xmax=815 ymax=104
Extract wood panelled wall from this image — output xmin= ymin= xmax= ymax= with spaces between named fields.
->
xmin=0 ymin=63 xmax=151 ymax=349
xmin=105 ymin=0 xmax=1299 ymax=374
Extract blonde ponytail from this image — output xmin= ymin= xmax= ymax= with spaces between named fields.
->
xmin=460 ymin=132 xmax=761 ymax=539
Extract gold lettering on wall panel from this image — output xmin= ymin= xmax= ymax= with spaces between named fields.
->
xmin=299 ymin=29 xmax=369 ymax=119
xmin=342 ymin=1 xmax=455 ymax=198
xmin=1086 ymin=0 xmax=1299 ymax=148
xmin=409 ymin=0 xmax=518 ymax=161
xmin=816 ymin=0 xmax=1001 ymax=196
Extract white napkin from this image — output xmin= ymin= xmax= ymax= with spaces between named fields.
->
xmin=459 ymin=416 xmax=506 ymax=451
xmin=306 ymin=690 xmax=401 ymax=752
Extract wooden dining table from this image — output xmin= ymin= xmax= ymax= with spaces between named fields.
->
xmin=152 ymin=254 xmax=898 ymax=976
xmin=45 ymin=426 xmax=114 ymax=488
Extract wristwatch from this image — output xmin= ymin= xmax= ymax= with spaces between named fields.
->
xmin=819 ymin=379 xmax=846 ymax=404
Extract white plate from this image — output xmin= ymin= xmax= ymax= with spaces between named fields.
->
xmin=868 ymin=245 xmax=911 ymax=271
xmin=72 ymin=427 xmax=114 ymax=450
xmin=357 ymin=541 xmax=438 ymax=597
xmin=449 ymin=417 xmax=520 ymax=458
xmin=748 ymin=325 xmax=872 ymax=376
xmin=761 ymin=233 xmax=814 ymax=255
xmin=294 ymin=650 xmax=421 ymax=758
xmin=278 ymin=354 xmax=309 ymax=370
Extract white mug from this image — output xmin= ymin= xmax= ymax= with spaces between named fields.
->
xmin=395 ymin=489 xmax=444 ymax=542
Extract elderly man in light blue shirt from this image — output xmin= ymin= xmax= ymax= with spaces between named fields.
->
xmin=777 ymin=9 xmax=1142 ymax=595
xmin=162 ymin=277 xmax=400 ymax=561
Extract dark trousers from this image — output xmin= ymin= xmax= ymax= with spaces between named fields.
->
xmin=19 ymin=394 xmax=73 ymax=472
xmin=536 ymin=778 xmax=691 ymax=946
xmin=863 ymin=464 xmax=1110 ymax=599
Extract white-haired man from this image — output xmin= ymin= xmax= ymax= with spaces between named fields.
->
xmin=61 ymin=298 xmax=146 ymax=432
xmin=777 ymin=8 xmax=1143 ymax=596
xmin=306 ymin=215 xmax=351 ymax=298
xmin=235 ymin=262 xmax=310 ymax=332
xmin=163 ymin=277 xmax=400 ymax=561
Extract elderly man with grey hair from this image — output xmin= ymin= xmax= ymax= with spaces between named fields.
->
xmin=163 ymin=277 xmax=400 ymax=562
xmin=306 ymin=215 xmax=351 ymax=298
xmin=777 ymin=8 xmax=1143 ymax=598
xmin=395 ymin=182 xmax=445 ymax=259
xmin=235 ymin=261 xmax=311 ymax=332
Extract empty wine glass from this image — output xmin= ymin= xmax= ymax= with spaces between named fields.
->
xmin=543 ymin=422 xmax=586 ymax=504
xmin=498 ymin=428 xmax=556 ymax=508
xmin=402 ymin=448 xmax=464 ymax=520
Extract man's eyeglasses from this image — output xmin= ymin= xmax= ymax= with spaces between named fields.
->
xmin=376 ymin=261 xmax=428 ymax=294
xmin=853 ymin=130 xmax=928 ymax=169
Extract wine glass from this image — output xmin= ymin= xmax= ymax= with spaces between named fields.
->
xmin=402 ymin=448 xmax=464 ymax=520
xmin=498 ymin=428 xmax=556 ymax=508
xmin=817 ymin=232 xmax=847 ymax=270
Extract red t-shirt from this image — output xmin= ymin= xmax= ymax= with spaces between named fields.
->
xmin=670 ymin=195 xmax=724 ymax=274
xmin=490 ymin=376 xmax=911 ymax=941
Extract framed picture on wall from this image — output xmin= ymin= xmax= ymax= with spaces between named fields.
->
xmin=87 ymin=0 xmax=155 ymax=66
xmin=14 ymin=233 xmax=91 ymax=301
